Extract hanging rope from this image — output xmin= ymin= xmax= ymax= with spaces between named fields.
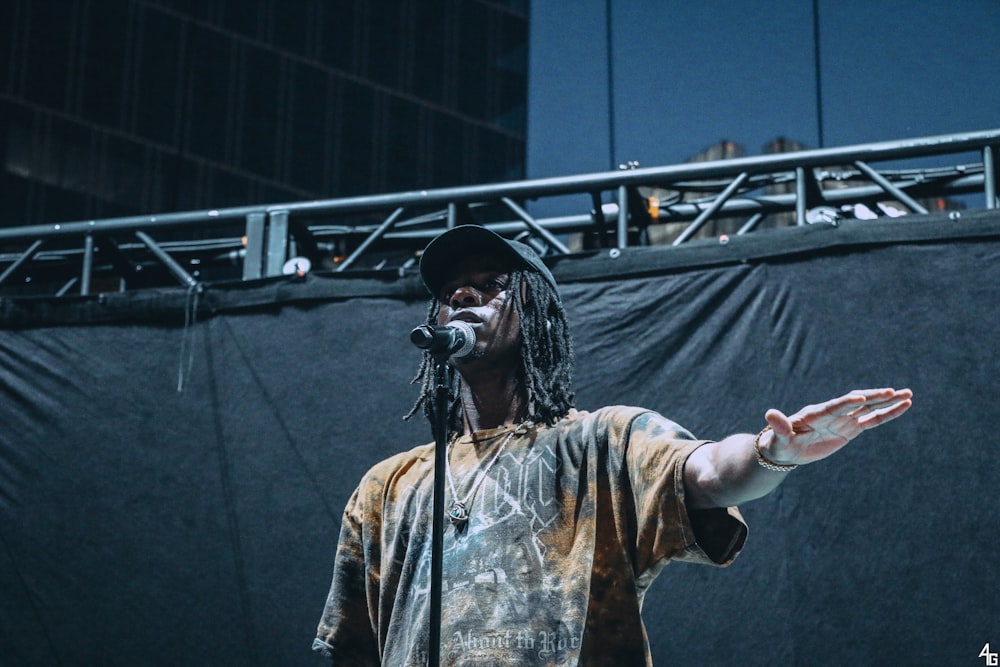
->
xmin=176 ymin=283 xmax=201 ymax=392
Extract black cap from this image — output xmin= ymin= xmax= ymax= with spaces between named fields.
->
xmin=419 ymin=225 xmax=558 ymax=298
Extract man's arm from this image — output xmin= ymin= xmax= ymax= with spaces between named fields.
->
xmin=684 ymin=387 xmax=913 ymax=509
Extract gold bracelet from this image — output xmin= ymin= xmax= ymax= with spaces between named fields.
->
xmin=753 ymin=426 xmax=798 ymax=472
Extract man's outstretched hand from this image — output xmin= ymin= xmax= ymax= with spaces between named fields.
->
xmin=759 ymin=388 xmax=914 ymax=466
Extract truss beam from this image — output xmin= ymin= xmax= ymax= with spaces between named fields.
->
xmin=1 ymin=128 xmax=998 ymax=297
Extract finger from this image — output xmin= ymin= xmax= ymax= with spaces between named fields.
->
xmin=848 ymin=399 xmax=908 ymax=419
xmin=846 ymin=389 xmax=914 ymax=416
xmin=764 ymin=408 xmax=795 ymax=437
xmin=796 ymin=392 xmax=868 ymax=419
xmin=852 ymin=388 xmax=913 ymax=403
xmin=831 ymin=388 xmax=912 ymax=416
xmin=856 ymin=397 xmax=913 ymax=428
xmin=827 ymin=395 xmax=870 ymax=417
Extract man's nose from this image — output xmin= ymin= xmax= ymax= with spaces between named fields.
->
xmin=449 ymin=286 xmax=481 ymax=309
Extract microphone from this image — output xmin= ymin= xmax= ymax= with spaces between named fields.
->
xmin=409 ymin=321 xmax=476 ymax=359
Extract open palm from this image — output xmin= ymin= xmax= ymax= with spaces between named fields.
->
xmin=762 ymin=388 xmax=913 ymax=465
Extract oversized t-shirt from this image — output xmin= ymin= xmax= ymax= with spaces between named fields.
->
xmin=314 ymin=406 xmax=748 ymax=666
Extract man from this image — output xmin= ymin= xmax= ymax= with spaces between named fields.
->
xmin=314 ymin=224 xmax=912 ymax=666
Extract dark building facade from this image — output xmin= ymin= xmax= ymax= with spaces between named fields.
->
xmin=1 ymin=0 xmax=529 ymax=227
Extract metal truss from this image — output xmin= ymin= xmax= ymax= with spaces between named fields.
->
xmin=1 ymin=128 xmax=997 ymax=298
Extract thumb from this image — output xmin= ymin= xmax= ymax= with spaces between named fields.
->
xmin=764 ymin=408 xmax=794 ymax=438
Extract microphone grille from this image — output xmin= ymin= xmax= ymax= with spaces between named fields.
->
xmin=449 ymin=320 xmax=476 ymax=359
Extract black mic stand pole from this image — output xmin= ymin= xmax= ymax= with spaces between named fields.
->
xmin=427 ymin=353 xmax=451 ymax=667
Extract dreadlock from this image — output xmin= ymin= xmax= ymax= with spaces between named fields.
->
xmin=404 ymin=269 xmax=575 ymax=440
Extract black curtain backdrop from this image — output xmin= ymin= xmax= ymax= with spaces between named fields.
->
xmin=1 ymin=216 xmax=998 ymax=666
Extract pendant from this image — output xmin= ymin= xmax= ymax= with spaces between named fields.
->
xmin=448 ymin=501 xmax=469 ymax=529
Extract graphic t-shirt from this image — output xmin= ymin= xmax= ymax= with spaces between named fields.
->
xmin=314 ymin=406 xmax=747 ymax=666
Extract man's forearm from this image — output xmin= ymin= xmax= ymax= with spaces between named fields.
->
xmin=685 ymin=432 xmax=794 ymax=509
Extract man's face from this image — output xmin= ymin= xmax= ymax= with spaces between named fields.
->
xmin=434 ymin=255 xmax=521 ymax=368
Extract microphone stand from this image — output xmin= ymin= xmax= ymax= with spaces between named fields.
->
xmin=427 ymin=354 xmax=451 ymax=667
xmin=410 ymin=323 xmax=473 ymax=666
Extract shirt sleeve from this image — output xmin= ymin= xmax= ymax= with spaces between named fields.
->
xmin=621 ymin=410 xmax=747 ymax=577
xmin=313 ymin=485 xmax=381 ymax=666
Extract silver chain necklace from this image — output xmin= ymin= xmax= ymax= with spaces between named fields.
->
xmin=445 ymin=426 xmax=526 ymax=530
